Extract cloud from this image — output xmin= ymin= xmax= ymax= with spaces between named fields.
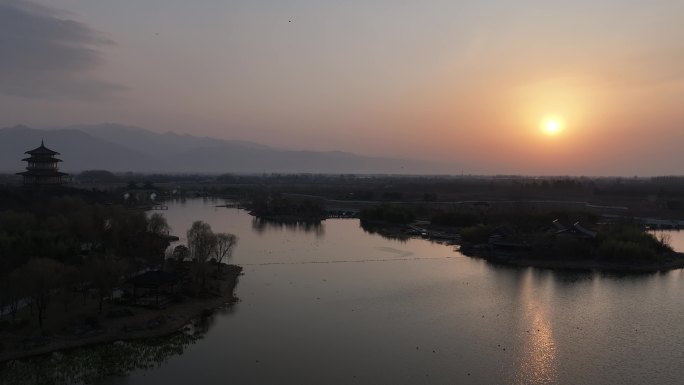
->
xmin=0 ymin=0 xmax=125 ymax=99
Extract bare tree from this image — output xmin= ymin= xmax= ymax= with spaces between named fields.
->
xmin=77 ymin=263 xmax=91 ymax=305
xmin=187 ymin=221 xmax=215 ymax=263
xmin=212 ymin=233 xmax=238 ymax=272
xmin=148 ymin=213 xmax=171 ymax=235
xmin=0 ymin=273 xmax=22 ymax=320
xmin=59 ymin=265 xmax=80 ymax=312
xmin=657 ymin=231 xmax=672 ymax=250
xmin=0 ymin=274 xmax=8 ymax=320
xmin=21 ymin=258 xmax=63 ymax=328
xmin=88 ymin=257 xmax=128 ymax=314
xmin=187 ymin=221 xmax=216 ymax=286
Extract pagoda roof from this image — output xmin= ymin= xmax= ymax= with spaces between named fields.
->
xmin=22 ymin=157 xmax=63 ymax=163
xmin=17 ymin=170 xmax=69 ymax=177
xmin=25 ymin=140 xmax=60 ymax=156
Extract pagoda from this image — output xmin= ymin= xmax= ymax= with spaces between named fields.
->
xmin=17 ymin=140 xmax=69 ymax=186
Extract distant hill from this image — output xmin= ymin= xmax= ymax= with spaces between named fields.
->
xmin=0 ymin=124 xmax=451 ymax=174
xmin=0 ymin=125 xmax=164 ymax=173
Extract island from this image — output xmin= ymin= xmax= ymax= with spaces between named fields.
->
xmin=357 ymin=203 xmax=684 ymax=272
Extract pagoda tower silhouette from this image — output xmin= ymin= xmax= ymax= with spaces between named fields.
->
xmin=17 ymin=140 xmax=69 ymax=186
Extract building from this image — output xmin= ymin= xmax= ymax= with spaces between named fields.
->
xmin=552 ymin=219 xmax=597 ymax=239
xmin=17 ymin=140 xmax=69 ymax=186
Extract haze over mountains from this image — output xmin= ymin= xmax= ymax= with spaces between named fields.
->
xmin=0 ymin=124 xmax=450 ymax=174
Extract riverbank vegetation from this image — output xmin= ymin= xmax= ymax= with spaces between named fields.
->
xmin=356 ymin=200 xmax=678 ymax=268
xmin=1 ymin=330 xmax=200 ymax=385
xmin=0 ymin=188 xmax=240 ymax=362
xmin=451 ymin=207 xmax=678 ymax=268
xmin=360 ymin=204 xmax=417 ymax=224
xmin=248 ymin=192 xmax=325 ymax=220
xmin=57 ymin=172 xmax=684 ymax=221
xmin=0 ymin=193 xmax=170 ymax=323
xmin=228 ymin=176 xmax=680 ymax=267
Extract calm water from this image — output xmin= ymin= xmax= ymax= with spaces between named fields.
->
xmin=96 ymin=198 xmax=684 ymax=385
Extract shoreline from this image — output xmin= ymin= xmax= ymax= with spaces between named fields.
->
xmin=250 ymin=212 xmax=326 ymax=222
xmin=0 ymin=265 xmax=243 ymax=363
xmin=460 ymin=246 xmax=684 ymax=272
xmin=365 ymin=222 xmax=684 ymax=272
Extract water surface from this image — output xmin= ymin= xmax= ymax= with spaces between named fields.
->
xmin=101 ymin=199 xmax=684 ymax=384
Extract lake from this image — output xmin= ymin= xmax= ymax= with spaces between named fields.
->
xmin=44 ymin=199 xmax=684 ymax=384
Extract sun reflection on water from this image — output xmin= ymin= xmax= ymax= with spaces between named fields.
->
xmin=515 ymin=270 xmax=558 ymax=385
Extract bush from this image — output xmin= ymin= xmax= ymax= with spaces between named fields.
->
xmin=81 ymin=315 xmax=101 ymax=329
xmin=460 ymin=225 xmax=495 ymax=244
xmin=0 ymin=319 xmax=29 ymax=332
xmin=431 ymin=211 xmax=479 ymax=227
xmin=360 ymin=204 xmax=415 ymax=224
xmin=598 ymin=226 xmax=672 ymax=255
xmin=598 ymin=240 xmax=657 ymax=261
xmin=552 ymin=236 xmax=594 ymax=259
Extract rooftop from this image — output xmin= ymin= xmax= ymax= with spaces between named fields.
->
xmin=25 ymin=140 xmax=60 ymax=156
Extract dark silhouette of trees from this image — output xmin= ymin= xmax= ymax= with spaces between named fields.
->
xmin=186 ymin=221 xmax=239 ymax=285
xmin=249 ymin=193 xmax=324 ymax=219
xmin=431 ymin=211 xmax=479 ymax=227
xmin=187 ymin=221 xmax=215 ymax=263
xmin=59 ymin=265 xmax=80 ymax=312
xmin=0 ymin=195 xmax=171 ymax=270
xmin=187 ymin=221 xmax=216 ymax=286
xmin=0 ymin=271 xmax=25 ymax=320
xmin=212 ymin=233 xmax=238 ymax=272
xmin=360 ymin=204 xmax=415 ymax=224
xmin=171 ymin=244 xmax=190 ymax=261
xmin=76 ymin=170 xmax=119 ymax=183
xmin=0 ymin=189 xmax=181 ymax=327
xmin=20 ymin=258 xmax=63 ymax=328
xmin=88 ymin=257 xmax=128 ymax=314
xmin=148 ymin=213 xmax=171 ymax=235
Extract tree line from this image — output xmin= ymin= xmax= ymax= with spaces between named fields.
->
xmin=0 ymin=194 xmax=172 ymax=328
xmin=1 ymin=192 xmax=240 ymax=330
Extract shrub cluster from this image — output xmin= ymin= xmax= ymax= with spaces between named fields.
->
xmin=360 ymin=204 xmax=416 ymax=224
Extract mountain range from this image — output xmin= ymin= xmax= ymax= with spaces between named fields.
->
xmin=0 ymin=124 xmax=451 ymax=174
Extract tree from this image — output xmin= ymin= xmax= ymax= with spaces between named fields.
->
xmin=5 ymin=271 xmax=26 ymax=319
xmin=187 ymin=221 xmax=215 ymax=263
xmin=0 ymin=272 xmax=23 ymax=320
xmin=212 ymin=233 xmax=238 ymax=272
xmin=59 ymin=265 xmax=80 ymax=312
xmin=88 ymin=257 xmax=128 ymax=314
xmin=21 ymin=258 xmax=64 ymax=328
xmin=148 ymin=213 xmax=171 ymax=236
xmin=171 ymin=244 xmax=190 ymax=261
xmin=187 ymin=221 xmax=216 ymax=286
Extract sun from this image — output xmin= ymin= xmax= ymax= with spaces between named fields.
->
xmin=540 ymin=116 xmax=565 ymax=136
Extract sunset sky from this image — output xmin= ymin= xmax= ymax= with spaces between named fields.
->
xmin=1 ymin=0 xmax=683 ymax=175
